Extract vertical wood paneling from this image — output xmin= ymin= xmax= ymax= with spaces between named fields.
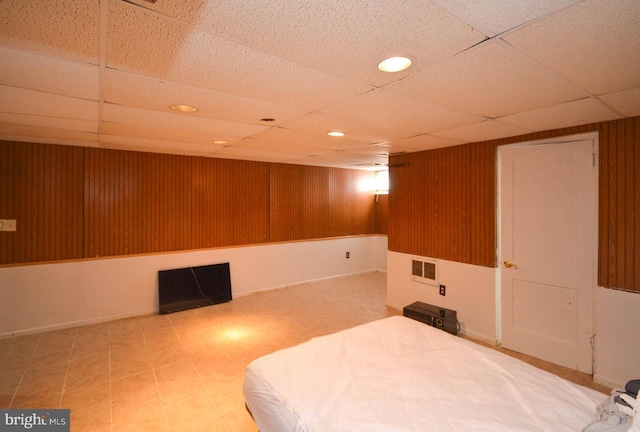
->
xmin=470 ymin=141 xmax=497 ymax=267
xmin=598 ymin=117 xmax=640 ymax=291
xmin=270 ymin=164 xmax=375 ymax=242
xmin=191 ymin=158 xmax=270 ymax=248
xmin=389 ymin=146 xmax=471 ymax=263
xmin=635 ymin=119 xmax=640 ymax=291
xmin=0 ymin=141 xmax=83 ymax=264
xmin=622 ymin=119 xmax=635 ymax=288
xmin=84 ymin=149 xmax=194 ymax=257
xmin=597 ymin=121 xmax=610 ymax=288
xmin=374 ymin=194 xmax=388 ymax=234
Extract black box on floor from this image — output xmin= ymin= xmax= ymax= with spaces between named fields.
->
xmin=403 ymin=301 xmax=458 ymax=335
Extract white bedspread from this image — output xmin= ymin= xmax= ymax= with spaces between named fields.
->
xmin=243 ymin=316 xmax=605 ymax=432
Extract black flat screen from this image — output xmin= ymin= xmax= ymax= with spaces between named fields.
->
xmin=158 ymin=263 xmax=232 ymax=314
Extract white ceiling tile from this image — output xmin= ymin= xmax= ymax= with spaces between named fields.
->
xmin=0 ymin=122 xmax=98 ymax=143
xmin=0 ymin=0 xmax=99 ymax=64
xmin=0 ymin=47 xmax=99 ymax=101
xmin=107 ymin=1 xmax=372 ymax=111
xmin=433 ymin=119 xmax=531 ymax=142
xmin=0 ymin=113 xmax=97 ymax=133
xmin=322 ymin=90 xmax=486 ymax=133
xmin=248 ymin=127 xmax=366 ymax=151
xmin=499 ymin=98 xmax=623 ymax=131
xmin=281 ymin=113 xmax=414 ymax=144
xmin=388 ymin=41 xmax=588 ymax=117
xmin=387 ymin=134 xmax=467 ymax=151
xmin=101 ymin=104 xmax=268 ymax=139
xmin=100 ymin=135 xmax=225 ymax=157
xmin=103 ymin=70 xmax=309 ymax=126
xmin=293 ymin=151 xmax=388 ymax=170
xmin=100 ymin=122 xmax=243 ymax=146
xmin=503 ymin=0 xmax=640 ymax=95
xmin=346 ymin=144 xmax=398 ymax=157
xmin=232 ymin=137 xmax=332 ymax=157
xmin=211 ymin=146 xmax=301 ymax=163
xmin=433 ymin=0 xmax=580 ymax=35
xmin=0 ymin=85 xmax=98 ymax=121
xmin=0 ymin=0 xmax=636 ymax=167
xmin=125 ymin=0 xmax=486 ymax=87
xmin=599 ymin=89 xmax=640 ymax=118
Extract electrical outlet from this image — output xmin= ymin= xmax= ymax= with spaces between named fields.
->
xmin=439 ymin=284 xmax=446 ymax=296
xmin=346 ymin=252 xmax=350 ymax=259
xmin=0 ymin=219 xmax=4 ymax=231
xmin=5 ymin=219 xmax=16 ymax=231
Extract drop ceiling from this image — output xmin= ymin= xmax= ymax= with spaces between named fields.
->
xmin=0 ymin=0 xmax=638 ymax=170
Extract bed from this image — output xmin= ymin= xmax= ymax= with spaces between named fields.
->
xmin=243 ymin=315 xmax=606 ymax=432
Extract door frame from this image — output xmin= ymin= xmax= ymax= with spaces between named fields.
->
xmin=496 ymin=132 xmax=599 ymax=369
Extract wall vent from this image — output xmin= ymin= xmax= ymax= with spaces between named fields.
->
xmin=411 ymin=258 xmax=438 ymax=286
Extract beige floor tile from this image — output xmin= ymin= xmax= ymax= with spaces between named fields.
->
xmin=27 ymin=347 xmax=72 ymax=373
xmin=10 ymin=391 xmax=62 ymax=409
xmin=157 ymin=374 xmax=209 ymax=406
xmin=111 ymin=371 xmax=158 ymax=402
xmin=111 ymin=350 xmax=153 ymax=380
xmin=148 ymin=346 xmax=191 ymax=369
xmin=17 ymin=368 xmax=66 ymax=395
xmin=70 ymin=400 xmax=111 ymax=432
xmin=153 ymin=361 xmax=198 ymax=384
xmin=112 ymin=397 xmax=164 ymax=427
xmin=70 ymin=335 xmax=110 ymax=360
xmin=62 ymin=381 xmax=110 ymax=411
xmin=0 ymin=393 xmax=13 ymax=409
xmin=219 ymin=408 xmax=259 ymax=432
xmin=162 ymin=393 xmax=220 ymax=431
xmin=0 ymin=271 xmax=611 ymax=432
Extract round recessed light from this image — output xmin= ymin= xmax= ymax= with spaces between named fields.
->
xmin=377 ymin=56 xmax=413 ymax=73
xmin=213 ymin=140 xmax=229 ymax=145
xmin=170 ymin=104 xmax=198 ymax=112
xmin=327 ymin=131 xmax=345 ymax=137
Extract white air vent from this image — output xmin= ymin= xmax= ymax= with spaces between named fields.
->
xmin=411 ymin=258 xmax=438 ymax=286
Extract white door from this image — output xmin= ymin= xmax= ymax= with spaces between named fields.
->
xmin=499 ymin=138 xmax=597 ymax=373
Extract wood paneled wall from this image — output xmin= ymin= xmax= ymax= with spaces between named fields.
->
xmin=0 ymin=141 xmax=378 ymax=265
xmin=598 ymin=118 xmax=640 ymax=292
xmin=389 ymin=143 xmax=495 ymax=266
xmin=374 ymin=194 xmax=388 ymax=235
xmin=388 ymin=116 xmax=640 ymax=292
xmin=270 ymin=164 xmax=375 ymax=241
xmin=0 ymin=142 xmax=84 ymax=263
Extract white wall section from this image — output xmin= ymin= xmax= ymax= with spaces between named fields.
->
xmin=0 ymin=235 xmax=387 ymax=337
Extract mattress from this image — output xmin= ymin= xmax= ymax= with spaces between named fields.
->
xmin=243 ymin=315 xmax=605 ymax=432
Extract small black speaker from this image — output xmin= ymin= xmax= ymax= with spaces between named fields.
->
xmin=403 ymin=301 xmax=457 ymax=335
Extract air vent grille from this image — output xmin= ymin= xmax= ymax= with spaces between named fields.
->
xmin=410 ymin=257 xmax=438 ymax=286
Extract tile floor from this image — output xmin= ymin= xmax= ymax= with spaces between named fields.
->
xmin=0 ymin=271 xmax=609 ymax=431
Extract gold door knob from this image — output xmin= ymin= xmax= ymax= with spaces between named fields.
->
xmin=503 ymin=260 xmax=518 ymax=269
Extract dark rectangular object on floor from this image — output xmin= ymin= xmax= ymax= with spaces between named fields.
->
xmin=403 ymin=301 xmax=458 ymax=335
xmin=158 ymin=263 xmax=232 ymax=314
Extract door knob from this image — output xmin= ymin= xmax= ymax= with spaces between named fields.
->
xmin=503 ymin=260 xmax=518 ymax=269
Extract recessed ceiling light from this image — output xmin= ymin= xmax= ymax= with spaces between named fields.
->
xmin=170 ymin=104 xmax=198 ymax=112
xmin=213 ymin=140 xmax=229 ymax=145
xmin=327 ymin=131 xmax=345 ymax=137
xmin=377 ymin=56 xmax=413 ymax=73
